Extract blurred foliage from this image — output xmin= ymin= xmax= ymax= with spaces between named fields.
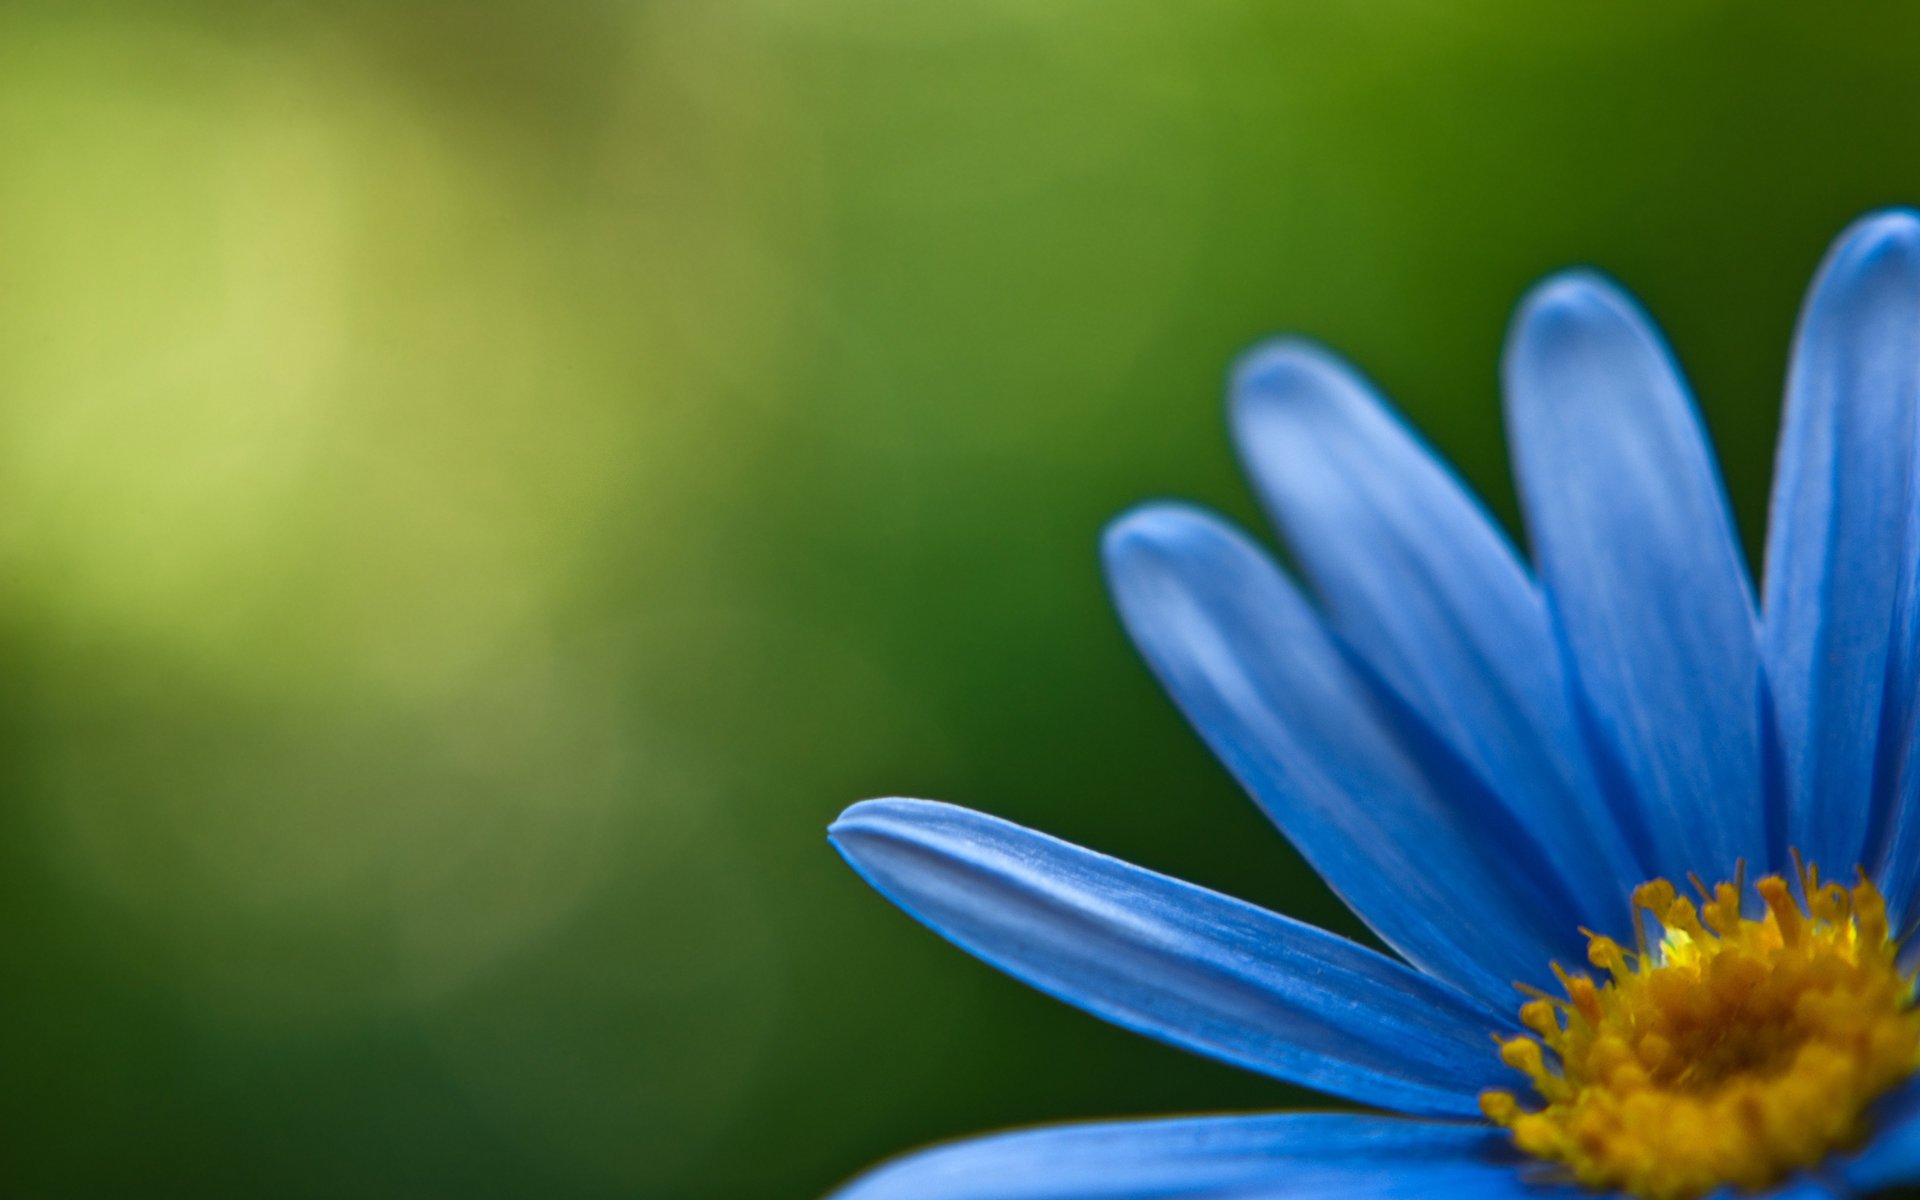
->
xmin=4 ymin=2 xmax=1920 ymax=1197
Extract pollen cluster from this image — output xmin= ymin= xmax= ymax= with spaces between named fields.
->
xmin=1480 ymin=861 xmax=1920 ymax=1200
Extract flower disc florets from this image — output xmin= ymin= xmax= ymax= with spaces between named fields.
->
xmin=1481 ymin=860 xmax=1920 ymax=1200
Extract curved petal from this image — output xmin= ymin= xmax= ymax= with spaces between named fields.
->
xmin=1230 ymin=341 xmax=1641 ymax=910
xmin=1503 ymin=272 xmax=1764 ymax=884
xmin=1763 ymin=210 xmax=1920 ymax=880
xmin=830 ymin=799 xmax=1517 ymax=1118
xmin=829 ymin=1113 xmax=1565 ymax=1200
xmin=1102 ymin=504 xmax=1589 ymax=1007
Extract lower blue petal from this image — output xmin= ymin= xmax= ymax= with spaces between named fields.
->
xmin=830 ymin=799 xmax=1518 ymax=1118
xmin=829 ymin=1112 xmax=1571 ymax=1200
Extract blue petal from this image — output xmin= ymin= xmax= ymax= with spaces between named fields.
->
xmin=829 ymin=1112 xmax=1567 ymax=1200
xmin=1750 ymin=1180 xmax=1849 ymax=1199
xmin=1231 ymin=341 xmax=1641 ymax=915
xmin=830 ymin=798 xmax=1519 ymax=1118
xmin=1763 ymin=210 xmax=1920 ymax=880
xmin=1503 ymin=272 xmax=1764 ymax=883
xmin=1878 ymin=734 xmax=1920 ymax=934
xmin=1103 ymin=505 xmax=1589 ymax=1008
xmin=1838 ymin=1076 xmax=1920 ymax=1193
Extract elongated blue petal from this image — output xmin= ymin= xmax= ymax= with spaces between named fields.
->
xmin=829 ymin=1113 xmax=1563 ymax=1200
xmin=1231 ymin=341 xmax=1641 ymax=913
xmin=1103 ymin=505 xmax=1588 ymax=1007
xmin=1503 ymin=273 xmax=1763 ymax=883
xmin=1764 ymin=210 xmax=1920 ymax=879
xmin=830 ymin=799 xmax=1517 ymax=1118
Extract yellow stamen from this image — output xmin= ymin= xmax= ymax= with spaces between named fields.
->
xmin=1480 ymin=861 xmax=1920 ymax=1200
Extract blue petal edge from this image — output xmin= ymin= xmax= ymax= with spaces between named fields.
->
xmin=827 ymin=1112 xmax=1557 ymax=1200
xmin=830 ymin=798 xmax=1517 ymax=1118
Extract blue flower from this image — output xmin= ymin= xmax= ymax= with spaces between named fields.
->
xmin=828 ymin=211 xmax=1920 ymax=1200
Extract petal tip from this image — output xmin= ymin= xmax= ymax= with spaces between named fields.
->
xmin=1227 ymin=338 xmax=1373 ymax=446
xmin=1514 ymin=269 xmax=1625 ymax=338
xmin=1099 ymin=502 xmax=1217 ymax=573
xmin=1815 ymin=208 xmax=1920 ymax=297
xmin=827 ymin=798 xmax=874 ymax=839
xmin=1837 ymin=207 xmax=1920 ymax=256
xmin=828 ymin=797 xmax=927 ymax=847
xmin=1229 ymin=338 xmax=1345 ymax=404
xmin=1506 ymin=269 xmax=1654 ymax=385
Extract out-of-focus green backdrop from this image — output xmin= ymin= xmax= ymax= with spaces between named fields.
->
xmin=3 ymin=3 xmax=1919 ymax=1196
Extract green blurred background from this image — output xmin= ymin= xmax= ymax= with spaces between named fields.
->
xmin=3 ymin=3 xmax=1920 ymax=1196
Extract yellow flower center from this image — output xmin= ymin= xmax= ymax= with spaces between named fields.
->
xmin=1480 ymin=859 xmax=1920 ymax=1200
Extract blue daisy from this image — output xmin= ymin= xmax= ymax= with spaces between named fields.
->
xmin=828 ymin=211 xmax=1920 ymax=1200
